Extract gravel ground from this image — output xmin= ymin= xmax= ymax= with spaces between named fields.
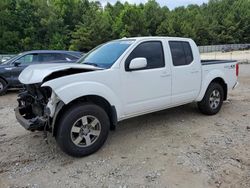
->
xmin=0 ymin=65 xmax=250 ymax=188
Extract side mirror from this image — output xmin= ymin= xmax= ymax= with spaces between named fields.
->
xmin=129 ymin=57 xmax=147 ymax=70
xmin=13 ymin=61 xmax=21 ymax=67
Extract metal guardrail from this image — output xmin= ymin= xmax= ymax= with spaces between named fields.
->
xmin=1 ymin=44 xmax=250 ymax=62
xmin=199 ymin=44 xmax=250 ymax=53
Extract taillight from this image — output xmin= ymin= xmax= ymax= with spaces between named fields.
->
xmin=236 ymin=63 xmax=239 ymax=77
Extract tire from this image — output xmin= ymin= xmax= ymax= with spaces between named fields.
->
xmin=56 ymin=103 xmax=110 ymax=157
xmin=0 ymin=78 xmax=7 ymax=96
xmin=198 ymin=82 xmax=224 ymax=115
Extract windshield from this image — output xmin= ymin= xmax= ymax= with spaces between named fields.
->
xmin=78 ymin=40 xmax=135 ymax=68
xmin=2 ymin=53 xmax=21 ymax=65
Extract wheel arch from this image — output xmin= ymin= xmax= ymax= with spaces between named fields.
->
xmin=210 ymin=77 xmax=228 ymax=100
xmin=0 ymin=76 xmax=8 ymax=84
xmin=52 ymin=95 xmax=117 ymax=137
xmin=197 ymin=76 xmax=228 ymax=101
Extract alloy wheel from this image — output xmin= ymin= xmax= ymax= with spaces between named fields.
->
xmin=70 ymin=115 xmax=101 ymax=147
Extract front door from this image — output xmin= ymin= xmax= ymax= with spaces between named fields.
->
xmin=121 ymin=40 xmax=171 ymax=117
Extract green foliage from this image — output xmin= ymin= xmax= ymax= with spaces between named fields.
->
xmin=113 ymin=4 xmax=148 ymax=37
xmin=0 ymin=0 xmax=249 ymax=53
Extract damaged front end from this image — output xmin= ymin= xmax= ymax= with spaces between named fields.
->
xmin=15 ymin=84 xmax=54 ymax=132
xmin=15 ymin=63 xmax=101 ymax=133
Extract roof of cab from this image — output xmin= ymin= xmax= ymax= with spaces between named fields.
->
xmin=119 ymin=36 xmax=192 ymax=41
xmin=22 ymin=50 xmax=80 ymax=54
xmin=19 ymin=50 xmax=83 ymax=57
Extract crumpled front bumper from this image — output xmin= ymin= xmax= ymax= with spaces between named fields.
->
xmin=15 ymin=107 xmax=46 ymax=131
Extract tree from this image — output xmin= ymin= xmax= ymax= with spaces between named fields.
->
xmin=113 ymin=4 xmax=148 ymax=38
xmin=0 ymin=0 xmax=250 ymax=53
xmin=144 ymin=0 xmax=166 ymax=36
xmin=70 ymin=4 xmax=113 ymax=51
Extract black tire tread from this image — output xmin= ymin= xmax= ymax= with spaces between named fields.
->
xmin=0 ymin=78 xmax=7 ymax=96
xmin=198 ymin=82 xmax=224 ymax=115
xmin=56 ymin=103 xmax=110 ymax=157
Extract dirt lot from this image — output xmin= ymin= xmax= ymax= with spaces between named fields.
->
xmin=0 ymin=65 xmax=250 ymax=188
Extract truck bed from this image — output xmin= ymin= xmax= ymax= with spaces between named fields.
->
xmin=201 ymin=59 xmax=238 ymax=92
xmin=201 ymin=60 xmax=236 ymax=65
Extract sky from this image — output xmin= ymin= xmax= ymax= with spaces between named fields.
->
xmin=97 ymin=0 xmax=209 ymax=9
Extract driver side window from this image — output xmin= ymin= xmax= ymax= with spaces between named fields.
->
xmin=16 ymin=54 xmax=38 ymax=64
xmin=125 ymin=41 xmax=165 ymax=71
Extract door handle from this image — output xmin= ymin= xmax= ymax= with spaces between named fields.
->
xmin=191 ymin=70 xmax=199 ymax=74
xmin=161 ymin=73 xmax=171 ymax=77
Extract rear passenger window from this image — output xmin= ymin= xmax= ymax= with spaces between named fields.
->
xmin=63 ymin=54 xmax=78 ymax=61
xmin=169 ymin=41 xmax=193 ymax=66
xmin=39 ymin=53 xmax=64 ymax=62
xmin=125 ymin=41 xmax=165 ymax=70
xmin=16 ymin=54 xmax=38 ymax=64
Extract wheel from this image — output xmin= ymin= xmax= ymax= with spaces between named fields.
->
xmin=56 ymin=103 xmax=110 ymax=157
xmin=198 ymin=82 xmax=224 ymax=115
xmin=0 ymin=78 xmax=7 ymax=96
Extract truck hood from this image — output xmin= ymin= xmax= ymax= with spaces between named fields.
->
xmin=19 ymin=63 xmax=102 ymax=84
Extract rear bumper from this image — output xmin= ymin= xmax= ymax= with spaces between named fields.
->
xmin=15 ymin=107 xmax=46 ymax=131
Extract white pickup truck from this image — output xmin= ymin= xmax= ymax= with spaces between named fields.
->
xmin=15 ymin=37 xmax=239 ymax=157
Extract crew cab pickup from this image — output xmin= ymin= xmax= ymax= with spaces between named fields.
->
xmin=15 ymin=37 xmax=239 ymax=157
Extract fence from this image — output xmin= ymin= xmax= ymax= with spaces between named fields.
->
xmin=1 ymin=43 xmax=250 ymax=63
xmin=199 ymin=44 xmax=250 ymax=53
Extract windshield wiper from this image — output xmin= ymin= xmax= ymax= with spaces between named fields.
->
xmin=83 ymin=62 xmax=99 ymax=67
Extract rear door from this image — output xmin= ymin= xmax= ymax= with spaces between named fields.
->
xmin=169 ymin=40 xmax=202 ymax=104
xmin=121 ymin=40 xmax=172 ymax=116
